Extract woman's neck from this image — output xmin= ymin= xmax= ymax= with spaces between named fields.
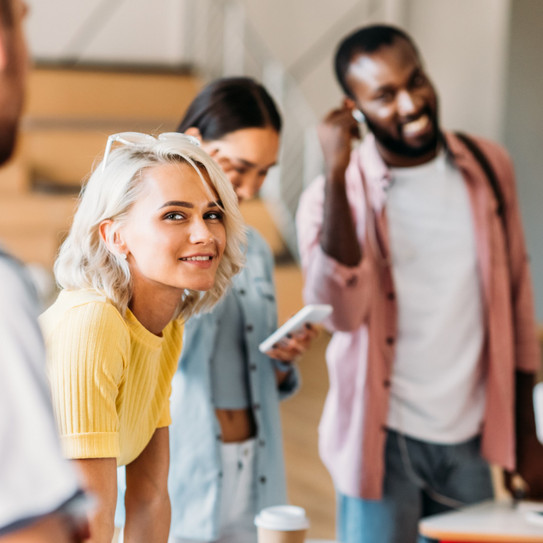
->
xmin=129 ymin=290 xmax=179 ymax=336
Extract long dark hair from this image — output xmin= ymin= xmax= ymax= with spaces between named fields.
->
xmin=177 ymin=77 xmax=282 ymax=139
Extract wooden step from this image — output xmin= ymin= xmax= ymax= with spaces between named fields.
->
xmin=0 ymin=192 xmax=77 ymax=266
xmin=20 ymin=129 xmax=109 ymax=189
xmin=25 ymin=67 xmax=203 ymax=123
xmin=0 ymin=149 xmax=31 ymax=194
xmin=0 ymin=192 xmax=77 ymax=232
xmin=18 ymin=67 xmax=204 ymax=191
xmin=0 ymin=229 xmax=62 ymax=268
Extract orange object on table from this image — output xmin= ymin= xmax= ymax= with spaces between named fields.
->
xmin=418 ymin=500 xmax=543 ymax=542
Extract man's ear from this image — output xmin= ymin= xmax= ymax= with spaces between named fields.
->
xmin=343 ymin=97 xmax=357 ymax=110
xmin=344 ymin=97 xmax=366 ymax=124
xmin=99 ymin=219 xmax=127 ymax=257
xmin=184 ymin=127 xmax=202 ymax=143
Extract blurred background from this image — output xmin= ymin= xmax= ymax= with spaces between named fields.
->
xmin=4 ymin=0 xmax=542 ymax=538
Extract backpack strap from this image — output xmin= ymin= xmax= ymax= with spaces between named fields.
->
xmin=455 ymin=132 xmax=505 ymax=222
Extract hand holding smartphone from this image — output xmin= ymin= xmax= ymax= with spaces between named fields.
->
xmin=258 ymin=304 xmax=332 ymax=354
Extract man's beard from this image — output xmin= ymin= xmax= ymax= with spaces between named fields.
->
xmin=365 ymin=109 xmax=440 ymax=160
xmin=0 ymin=120 xmax=18 ymax=166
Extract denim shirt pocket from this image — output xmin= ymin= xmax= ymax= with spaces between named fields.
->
xmin=253 ymin=278 xmax=277 ymax=332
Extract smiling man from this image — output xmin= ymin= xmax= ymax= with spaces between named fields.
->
xmin=296 ymin=24 xmax=543 ymax=543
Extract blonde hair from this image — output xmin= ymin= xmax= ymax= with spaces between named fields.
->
xmin=55 ymin=136 xmax=246 ymax=321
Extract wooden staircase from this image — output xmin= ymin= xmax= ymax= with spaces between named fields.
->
xmin=0 ymin=65 xmax=203 ymax=268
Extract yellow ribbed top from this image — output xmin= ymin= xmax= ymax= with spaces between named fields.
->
xmin=40 ymin=289 xmax=183 ymax=466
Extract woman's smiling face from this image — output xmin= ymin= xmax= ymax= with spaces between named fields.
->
xmin=202 ymin=127 xmax=280 ymax=203
xmin=118 ymin=161 xmax=226 ymax=302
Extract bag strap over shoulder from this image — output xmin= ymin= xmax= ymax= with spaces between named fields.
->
xmin=455 ymin=131 xmax=505 ymax=222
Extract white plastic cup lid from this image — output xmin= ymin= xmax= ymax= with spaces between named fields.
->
xmin=255 ymin=505 xmax=310 ymax=531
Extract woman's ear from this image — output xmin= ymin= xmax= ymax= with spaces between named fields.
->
xmin=184 ymin=127 xmax=202 ymax=143
xmin=99 ymin=220 xmax=127 ymax=258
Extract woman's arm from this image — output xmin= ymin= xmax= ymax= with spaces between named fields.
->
xmin=73 ymin=458 xmax=117 ymax=543
xmin=123 ymin=428 xmax=170 ymax=543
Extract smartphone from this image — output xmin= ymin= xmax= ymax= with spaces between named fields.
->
xmin=258 ymin=304 xmax=332 ymax=353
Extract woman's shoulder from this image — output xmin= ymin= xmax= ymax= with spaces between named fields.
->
xmin=40 ymin=288 xmax=127 ymax=337
xmin=245 ymin=226 xmax=273 ymax=258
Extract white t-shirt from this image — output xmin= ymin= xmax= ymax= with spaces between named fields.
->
xmin=385 ymin=152 xmax=486 ymax=444
xmin=0 ymin=251 xmax=80 ymax=534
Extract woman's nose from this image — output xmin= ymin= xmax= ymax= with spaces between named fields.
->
xmin=189 ymin=218 xmax=214 ymax=244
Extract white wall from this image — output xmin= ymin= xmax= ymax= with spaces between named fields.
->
xmin=26 ymin=0 xmax=190 ymax=66
xmin=405 ymin=0 xmax=511 ymax=141
xmin=238 ymin=0 xmax=403 ymax=117
xmin=504 ymin=0 xmax=543 ymax=320
xmin=238 ymin=0 xmax=511 ymax=140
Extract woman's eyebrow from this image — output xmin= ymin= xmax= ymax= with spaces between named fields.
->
xmin=159 ymin=200 xmax=223 ymax=209
xmin=235 ymin=157 xmax=277 ymax=169
xmin=160 ymin=200 xmax=193 ymax=209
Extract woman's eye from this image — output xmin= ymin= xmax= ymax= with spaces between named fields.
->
xmin=164 ymin=212 xmax=184 ymax=220
xmin=205 ymin=210 xmax=224 ymax=221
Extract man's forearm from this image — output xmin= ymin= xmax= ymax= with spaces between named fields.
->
xmin=321 ymin=175 xmax=362 ymax=267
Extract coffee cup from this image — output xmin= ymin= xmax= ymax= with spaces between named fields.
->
xmin=255 ymin=505 xmax=309 ymax=543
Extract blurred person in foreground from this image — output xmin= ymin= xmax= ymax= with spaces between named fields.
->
xmin=0 ymin=0 xmax=87 ymax=541
xmin=41 ymin=133 xmax=246 ymax=543
xmin=296 ymin=24 xmax=543 ymax=543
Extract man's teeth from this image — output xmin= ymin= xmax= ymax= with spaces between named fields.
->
xmin=403 ymin=115 xmax=429 ymax=135
xmin=180 ymin=256 xmax=212 ymax=261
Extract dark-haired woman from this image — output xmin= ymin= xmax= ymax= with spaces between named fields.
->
xmin=160 ymin=78 xmax=315 ymax=543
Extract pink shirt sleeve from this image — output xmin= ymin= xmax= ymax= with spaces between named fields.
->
xmin=296 ymin=175 xmax=376 ymax=332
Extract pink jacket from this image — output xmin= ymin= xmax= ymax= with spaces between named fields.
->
xmin=296 ymin=132 xmax=540 ymax=499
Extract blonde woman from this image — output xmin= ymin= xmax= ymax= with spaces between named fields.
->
xmin=40 ymin=133 xmax=245 ymax=543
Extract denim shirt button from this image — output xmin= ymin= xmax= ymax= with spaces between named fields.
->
xmin=246 ymin=324 xmax=253 ymax=332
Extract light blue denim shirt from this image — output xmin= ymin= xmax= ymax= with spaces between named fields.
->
xmin=115 ymin=227 xmax=299 ymax=540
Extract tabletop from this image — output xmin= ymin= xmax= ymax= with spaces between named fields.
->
xmin=418 ymin=500 xmax=543 ymax=542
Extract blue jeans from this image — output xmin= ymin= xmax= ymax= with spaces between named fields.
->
xmin=337 ymin=430 xmax=493 ymax=543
